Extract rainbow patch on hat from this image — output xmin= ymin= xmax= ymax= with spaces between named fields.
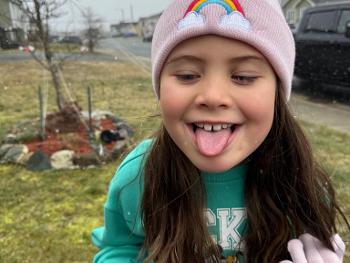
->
xmin=178 ymin=0 xmax=251 ymax=31
xmin=184 ymin=0 xmax=245 ymax=17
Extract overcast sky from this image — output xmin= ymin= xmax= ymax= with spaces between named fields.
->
xmin=53 ymin=0 xmax=172 ymax=32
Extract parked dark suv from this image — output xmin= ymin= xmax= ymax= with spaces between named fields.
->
xmin=294 ymin=2 xmax=350 ymax=94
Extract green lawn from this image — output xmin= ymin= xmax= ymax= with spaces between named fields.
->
xmin=0 ymin=61 xmax=348 ymax=262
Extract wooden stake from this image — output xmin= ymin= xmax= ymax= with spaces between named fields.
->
xmin=87 ymin=86 xmax=95 ymax=140
xmin=38 ymin=86 xmax=46 ymax=141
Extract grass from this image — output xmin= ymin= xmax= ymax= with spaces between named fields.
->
xmin=0 ymin=60 xmax=349 ymax=262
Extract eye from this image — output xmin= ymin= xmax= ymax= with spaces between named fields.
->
xmin=175 ymin=74 xmax=200 ymax=82
xmin=231 ymin=75 xmax=258 ymax=85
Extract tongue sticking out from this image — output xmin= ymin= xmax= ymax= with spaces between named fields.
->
xmin=195 ymin=128 xmax=232 ymax=156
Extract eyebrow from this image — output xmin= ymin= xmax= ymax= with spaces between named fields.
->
xmin=229 ymin=55 xmax=267 ymax=65
xmin=165 ymin=55 xmax=203 ymax=65
xmin=165 ymin=55 xmax=268 ymax=66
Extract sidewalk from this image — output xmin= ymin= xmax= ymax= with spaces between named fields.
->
xmin=290 ymin=93 xmax=350 ymax=134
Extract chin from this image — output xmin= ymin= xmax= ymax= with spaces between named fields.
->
xmin=192 ymin=157 xmax=242 ymax=173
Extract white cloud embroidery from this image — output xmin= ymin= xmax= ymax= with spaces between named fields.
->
xmin=178 ymin=11 xmax=205 ymax=30
xmin=178 ymin=10 xmax=251 ymax=32
xmin=219 ymin=11 xmax=251 ymax=31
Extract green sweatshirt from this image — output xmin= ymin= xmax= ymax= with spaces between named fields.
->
xmin=92 ymin=139 xmax=247 ymax=262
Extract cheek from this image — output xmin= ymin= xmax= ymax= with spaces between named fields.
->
xmin=159 ymin=84 xmax=182 ymax=121
xmin=246 ymin=98 xmax=274 ymax=121
xmin=240 ymin=89 xmax=275 ymax=128
xmin=244 ymin=76 xmax=276 ymax=120
xmin=159 ymin=77 xmax=191 ymax=119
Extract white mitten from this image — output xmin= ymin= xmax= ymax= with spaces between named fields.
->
xmin=279 ymin=233 xmax=345 ymax=263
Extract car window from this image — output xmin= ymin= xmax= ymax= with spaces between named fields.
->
xmin=337 ymin=10 xmax=350 ymax=33
xmin=305 ymin=10 xmax=337 ymax=33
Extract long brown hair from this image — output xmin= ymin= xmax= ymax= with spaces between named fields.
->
xmin=140 ymin=84 xmax=349 ymax=262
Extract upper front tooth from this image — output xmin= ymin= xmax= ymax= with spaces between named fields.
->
xmin=197 ymin=123 xmax=204 ymax=128
xmin=204 ymin=124 xmax=212 ymax=131
xmin=222 ymin=124 xmax=228 ymax=129
xmin=213 ymin=124 xmax=222 ymax=131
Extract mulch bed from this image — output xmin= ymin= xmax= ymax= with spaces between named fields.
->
xmin=25 ymin=104 xmax=118 ymax=156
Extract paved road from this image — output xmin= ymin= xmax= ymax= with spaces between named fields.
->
xmin=0 ymin=51 xmax=117 ymax=63
xmin=100 ymin=37 xmax=151 ymax=59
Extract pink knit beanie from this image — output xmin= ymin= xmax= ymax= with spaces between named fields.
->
xmin=151 ymin=0 xmax=295 ymax=100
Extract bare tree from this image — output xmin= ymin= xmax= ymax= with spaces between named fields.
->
xmin=10 ymin=0 xmax=71 ymax=111
xmin=81 ymin=7 xmax=103 ymax=53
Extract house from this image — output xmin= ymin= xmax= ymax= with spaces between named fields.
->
xmin=110 ymin=22 xmax=138 ymax=38
xmin=0 ymin=0 xmax=27 ymax=30
xmin=0 ymin=0 xmax=12 ymax=29
xmin=0 ymin=0 xmax=28 ymax=48
xmin=139 ymin=12 xmax=162 ymax=42
xmin=281 ymin=0 xmax=335 ymax=28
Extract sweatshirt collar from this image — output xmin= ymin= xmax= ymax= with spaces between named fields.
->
xmin=201 ymin=163 xmax=248 ymax=183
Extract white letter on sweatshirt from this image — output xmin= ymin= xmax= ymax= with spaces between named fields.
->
xmin=217 ymin=208 xmax=246 ymax=249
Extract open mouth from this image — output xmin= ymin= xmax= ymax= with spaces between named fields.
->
xmin=188 ymin=122 xmax=239 ymax=156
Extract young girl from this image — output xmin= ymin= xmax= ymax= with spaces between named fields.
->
xmin=92 ymin=0 xmax=348 ymax=262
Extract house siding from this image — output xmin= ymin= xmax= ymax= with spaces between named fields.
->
xmin=0 ymin=0 xmax=11 ymax=28
xmin=282 ymin=0 xmax=315 ymax=27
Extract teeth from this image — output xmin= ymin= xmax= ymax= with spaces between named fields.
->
xmin=195 ymin=123 xmax=234 ymax=132
xmin=204 ymin=124 xmax=212 ymax=131
xmin=213 ymin=124 xmax=222 ymax=131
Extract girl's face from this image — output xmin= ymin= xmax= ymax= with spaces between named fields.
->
xmin=159 ymin=35 xmax=277 ymax=172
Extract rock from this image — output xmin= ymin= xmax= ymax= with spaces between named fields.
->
xmin=17 ymin=152 xmax=33 ymax=165
xmin=1 ymin=144 xmax=28 ymax=164
xmin=4 ymin=134 xmax=18 ymax=144
xmin=81 ymin=111 xmax=90 ymax=119
xmin=0 ymin=144 xmax=13 ymax=158
xmin=73 ymin=152 xmax=101 ymax=168
xmin=81 ymin=110 xmax=115 ymax=121
xmin=13 ymin=119 xmax=38 ymax=131
xmin=2 ymin=119 xmax=41 ymax=145
xmin=26 ymin=151 xmax=52 ymax=171
xmin=117 ymin=127 xmax=129 ymax=139
xmin=116 ymin=122 xmax=134 ymax=137
xmin=92 ymin=110 xmax=115 ymax=121
xmin=50 ymin=150 xmax=77 ymax=170
xmin=111 ymin=140 xmax=128 ymax=158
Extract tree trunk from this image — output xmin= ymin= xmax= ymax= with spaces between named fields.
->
xmin=33 ymin=0 xmax=69 ymax=111
xmin=89 ymin=39 xmax=94 ymax=53
xmin=49 ymin=63 xmax=67 ymax=111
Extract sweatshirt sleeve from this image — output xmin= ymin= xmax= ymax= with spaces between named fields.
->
xmin=91 ymin=140 xmax=152 ymax=263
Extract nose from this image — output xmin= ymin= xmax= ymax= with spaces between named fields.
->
xmin=194 ymin=75 xmax=233 ymax=110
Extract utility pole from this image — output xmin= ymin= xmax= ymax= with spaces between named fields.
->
xmin=130 ymin=5 xmax=134 ymax=22
xmin=115 ymin=8 xmax=125 ymax=22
